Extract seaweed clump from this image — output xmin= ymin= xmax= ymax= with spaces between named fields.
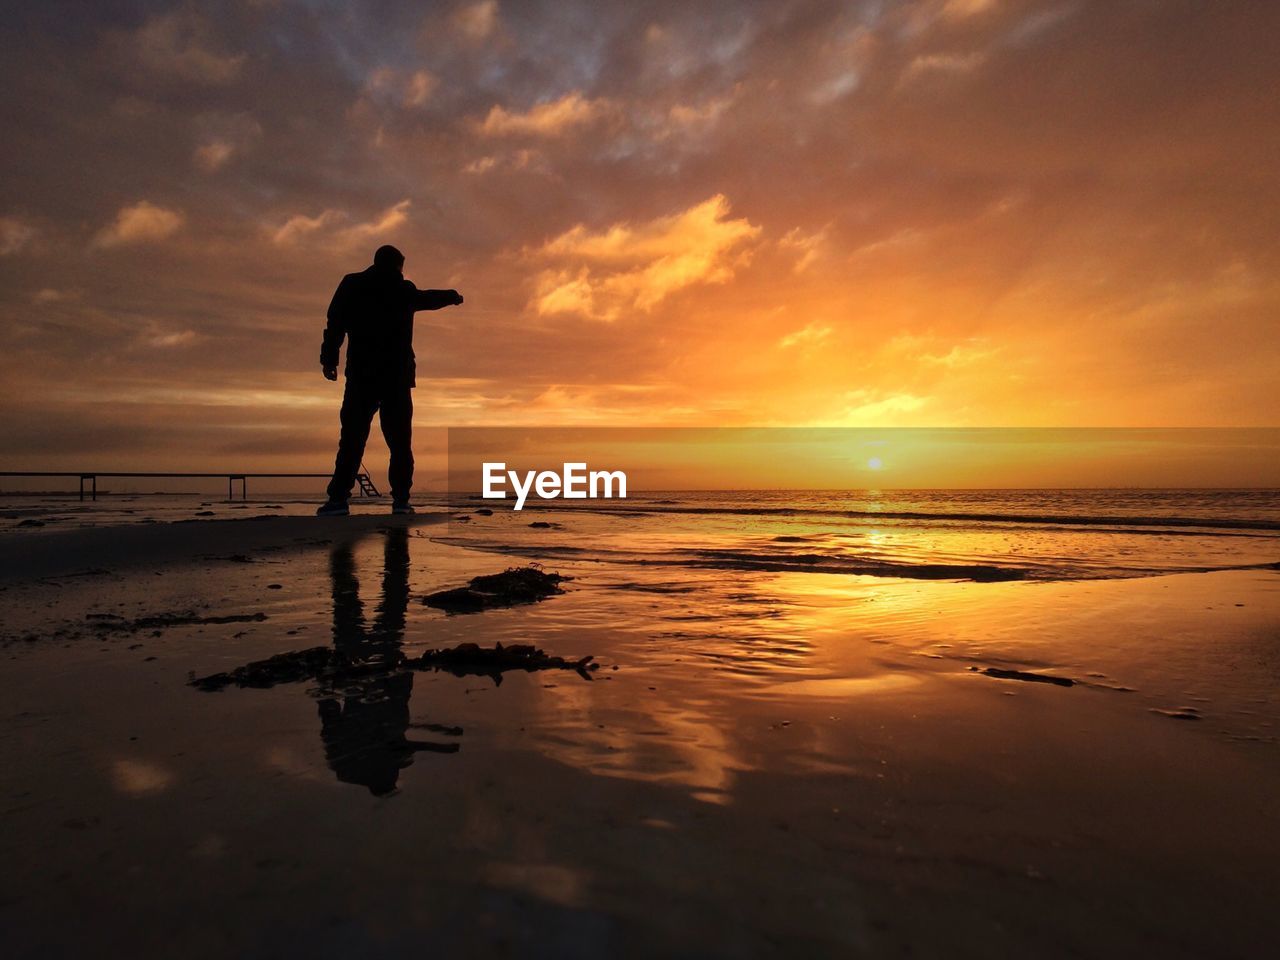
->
xmin=407 ymin=642 xmax=595 ymax=681
xmin=424 ymin=566 xmax=569 ymax=614
xmin=189 ymin=639 xmax=596 ymax=691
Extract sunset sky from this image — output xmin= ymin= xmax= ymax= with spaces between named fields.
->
xmin=0 ymin=0 xmax=1277 ymax=476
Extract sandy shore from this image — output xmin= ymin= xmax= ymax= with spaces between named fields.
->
xmin=1 ymin=516 xmax=1278 ymax=957
xmin=0 ymin=511 xmax=450 ymax=582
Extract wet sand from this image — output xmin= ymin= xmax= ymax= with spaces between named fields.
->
xmin=1 ymin=516 xmax=1278 ymax=957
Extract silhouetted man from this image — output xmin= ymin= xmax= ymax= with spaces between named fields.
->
xmin=316 ymin=244 xmax=463 ymax=516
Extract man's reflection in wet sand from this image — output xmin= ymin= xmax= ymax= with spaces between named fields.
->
xmin=319 ymin=528 xmax=458 ymax=796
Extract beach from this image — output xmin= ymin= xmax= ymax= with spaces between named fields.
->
xmin=1 ymin=495 xmax=1278 ymax=957
xmin=7 ymin=0 xmax=1279 ymax=953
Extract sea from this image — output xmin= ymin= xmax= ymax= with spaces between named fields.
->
xmin=5 ymin=487 xmax=1278 ymax=583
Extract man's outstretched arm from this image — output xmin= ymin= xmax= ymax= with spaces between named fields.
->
xmin=411 ymin=286 xmax=464 ymax=311
xmin=320 ymin=277 xmax=353 ymax=380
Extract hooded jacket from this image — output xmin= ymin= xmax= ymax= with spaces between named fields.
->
xmin=320 ymin=264 xmax=457 ymax=387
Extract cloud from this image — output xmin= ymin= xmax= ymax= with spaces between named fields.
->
xmin=850 ymin=228 xmax=927 ymax=258
xmin=32 ymin=288 xmax=79 ymax=304
xmin=366 ymin=67 xmax=438 ymax=108
xmin=804 ymin=25 xmax=874 ymax=105
xmin=810 ymin=70 xmax=861 ymax=104
xmin=271 ymin=210 xmax=342 ymax=246
xmin=480 ymin=92 xmax=611 ymax=137
xmin=0 ymin=216 xmax=34 ymax=255
xmin=405 ymin=70 xmax=438 ymax=107
xmin=534 ymin=269 xmax=597 ymax=316
xmin=145 ymin=329 xmax=198 ymax=349
xmin=828 ymin=391 xmax=930 ymax=426
xmin=531 ymin=195 xmax=761 ymax=320
xmin=191 ymin=113 xmax=262 ymax=172
xmin=463 ymin=155 xmax=499 ymax=174
xmin=271 ymin=200 xmax=411 ymax=248
xmin=943 ymin=0 xmax=997 ymax=18
xmin=345 ymin=200 xmax=412 ymax=243
xmin=194 ymin=139 xmax=235 ymax=171
xmin=779 ymin=226 xmax=829 ymax=273
xmin=778 ymin=323 xmax=832 ymax=349
xmin=920 ymin=342 xmax=995 ymax=367
xmin=665 ymin=93 xmax=735 ymax=133
xmin=132 ymin=11 xmax=244 ymax=84
xmin=462 ymin=148 xmax=546 ymax=176
xmin=454 ymin=1 xmax=499 ymax=40
xmin=621 ymin=91 xmax=739 ymax=155
xmin=93 ymin=201 xmax=184 ymax=248
xmin=903 ymin=51 xmax=986 ymax=82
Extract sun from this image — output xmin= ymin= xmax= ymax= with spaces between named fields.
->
xmin=867 ymin=457 xmax=883 ymax=471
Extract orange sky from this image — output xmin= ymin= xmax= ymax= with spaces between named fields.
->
xmin=0 ymin=1 xmax=1277 ymax=480
xmin=442 ymin=428 xmax=1280 ymax=491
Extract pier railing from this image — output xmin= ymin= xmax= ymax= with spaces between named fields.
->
xmin=0 ymin=471 xmax=380 ymax=501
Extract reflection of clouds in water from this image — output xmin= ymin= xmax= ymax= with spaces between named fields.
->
xmin=608 ymin=574 xmax=814 ymax=681
xmin=111 ymin=758 xmax=174 ymax=795
xmin=509 ymin=572 xmax=829 ymax=802
xmin=511 ymin=571 xmax=973 ymax=802
xmin=526 ymin=680 xmax=743 ymax=803
xmin=776 ymin=574 xmax=968 ymax=636
xmin=758 ymin=673 xmax=922 ymax=700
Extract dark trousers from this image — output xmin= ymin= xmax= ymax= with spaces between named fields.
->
xmin=326 ymin=378 xmax=413 ymax=503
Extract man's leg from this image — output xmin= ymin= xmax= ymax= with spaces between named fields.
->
xmin=326 ymin=380 xmax=379 ymax=502
xmin=379 ymin=386 xmax=414 ymax=504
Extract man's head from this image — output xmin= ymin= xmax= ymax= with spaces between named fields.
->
xmin=373 ymin=244 xmax=405 ymax=274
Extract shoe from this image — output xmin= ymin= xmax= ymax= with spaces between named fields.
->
xmin=391 ymin=500 xmax=415 ymax=515
xmin=316 ymin=500 xmax=349 ymax=517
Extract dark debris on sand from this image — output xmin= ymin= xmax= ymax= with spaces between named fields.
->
xmin=976 ymin=666 xmax=1075 ymax=687
xmin=407 ymin=642 xmax=596 ymax=680
xmin=189 ymin=641 xmax=596 ymax=692
xmin=1151 ymin=706 xmax=1202 ymax=721
xmin=423 ymin=566 xmax=569 ymax=614
xmin=189 ymin=646 xmax=333 ymax=690
xmin=89 ymin=611 xmax=268 ymax=632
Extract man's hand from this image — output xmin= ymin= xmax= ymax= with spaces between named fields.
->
xmin=447 ymin=289 xmax=464 ymax=306
xmin=322 ymin=364 xmax=338 ymax=381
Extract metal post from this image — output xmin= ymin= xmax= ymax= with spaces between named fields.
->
xmin=92 ymin=476 xmax=97 ymax=501
xmin=79 ymin=476 xmax=84 ymax=501
xmin=228 ymin=476 xmax=233 ymax=501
